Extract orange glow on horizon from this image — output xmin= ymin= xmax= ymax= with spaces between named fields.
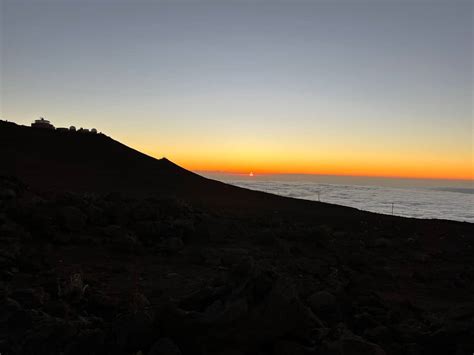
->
xmin=191 ymin=166 xmax=473 ymax=181
xmin=127 ymin=136 xmax=474 ymax=182
xmin=160 ymin=154 xmax=474 ymax=181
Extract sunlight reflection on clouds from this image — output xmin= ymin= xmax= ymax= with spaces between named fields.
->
xmin=221 ymin=178 xmax=474 ymax=223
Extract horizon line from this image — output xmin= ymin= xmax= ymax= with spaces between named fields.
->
xmin=194 ymin=170 xmax=474 ymax=182
xmin=2 ymin=120 xmax=471 ymax=182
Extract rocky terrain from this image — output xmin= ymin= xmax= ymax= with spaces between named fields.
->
xmin=1 ymin=121 xmax=473 ymax=354
xmin=1 ymin=175 xmax=473 ymax=355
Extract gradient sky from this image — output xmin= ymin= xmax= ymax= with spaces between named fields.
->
xmin=1 ymin=0 xmax=472 ymax=179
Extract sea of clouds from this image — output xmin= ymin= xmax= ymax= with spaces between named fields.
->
xmin=205 ymin=174 xmax=474 ymax=223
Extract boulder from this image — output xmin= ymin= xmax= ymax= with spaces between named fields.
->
xmin=10 ymin=288 xmax=48 ymax=309
xmin=60 ymin=273 xmax=88 ymax=303
xmin=115 ymin=310 xmax=154 ymax=352
xmin=0 ymin=188 xmax=16 ymax=200
xmin=179 ymin=286 xmax=226 ymax=312
xmin=245 ymin=277 xmax=321 ymax=343
xmin=85 ymin=290 xmax=120 ymax=318
xmin=104 ymin=200 xmax=131 ymax=224
xmin=0 ymin=297 xmax=22 ymax=323
xmin=52 ymin=232 xmax=71 ymax=244
xmin=158 ymin=269 xmax=319 ymax=351
xmin=0 ymin=238 xmax=20 ymax=256
xmin=164 ymin=237 xmax=184 ymax=253
xmin=343 ymin=338 xmax=386 ymax=354
xmin=364 ymin=325 xmax=392 ymax=344
xmin=0 ymin=212 xmax=6 ymax=225
xmin=132 ymin=203 xmax=158 ymax=222
xmin=373 ymin=238 xmax=392 ymax=248
xmin=43 ymin=299 xmax=71 ymax=318
xmin=85 ymin=204 xmax=107 ymax=226
xmin=63 ymin=327 xmax=106 ymax=355
xmin=228 ymin=256 xmax=255 ymax=284
xmin=216 ymin=350 xmax=245 ymax=355
xmin=134 ymin=220 xmax=162 ymax=241
xmin=190 ymin=247 xmax=223 ymax=267
xmin=273 ymin=340 xmax=315 ymax=355
xmin=102 ymin=225 xmax=140 ymax=252
xmin=325 ymin=336 xmax=386 ymax=355
xmin=20 ymin=310 xmax=78 ymax=355
xmin=219 ymin=248 xmax=250 ymax=267
xmin=353 ymin=312 xmax=379 ymax=333
xmin=209 ymin=298 xmax=248 ymax=325
xmin=148 ymin=338 xmax=182 ymax=355
xmin=308 ymin=291 xmax=336 ymax=314
xmin=58 ymin=206 xmax=86 ymax=232
xmin=448 ymin=304 xmax=474 ymax=321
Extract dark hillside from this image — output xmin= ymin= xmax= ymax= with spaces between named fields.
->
xmin=0 ymin=121 xmax=212 ymax=195
xmin=0 ymin=120 xmax=369 ymax=219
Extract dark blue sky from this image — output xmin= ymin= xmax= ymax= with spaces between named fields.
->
xmin=1 ymin=0 xmax=472 ymax=178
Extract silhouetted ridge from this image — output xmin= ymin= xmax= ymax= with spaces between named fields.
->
xmin=0 ymin=121 xmax=213 ymax=195
xmin=0 ymin=121 xmax=422 ymax=220
xmin=0 ymin=122 xmax=275 ymax=206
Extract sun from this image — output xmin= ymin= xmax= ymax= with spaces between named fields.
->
xmin=249 ymin=172 xmax=254 ymax=177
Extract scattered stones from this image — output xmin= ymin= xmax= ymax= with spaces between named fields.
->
xmin=0 ymin=175 xmax=472 ymax=355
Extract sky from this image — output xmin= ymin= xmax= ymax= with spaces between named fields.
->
xmin=1 ymin=0 xmax=472 ymax=180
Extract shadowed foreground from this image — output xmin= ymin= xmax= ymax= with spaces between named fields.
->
xmin=1 ymin=121 xmax=473 ymax=355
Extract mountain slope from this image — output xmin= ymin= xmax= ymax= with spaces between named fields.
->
xmin=0 ymin=120 xmax=365 ymax=218
xmin=1 ymin=120 xmax=471 ymax=226
xmin=1 ymin=120 xmax=205 ymax=193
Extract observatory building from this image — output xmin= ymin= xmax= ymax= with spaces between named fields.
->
xmin=31 ymin=117 xmax=54 ymax=130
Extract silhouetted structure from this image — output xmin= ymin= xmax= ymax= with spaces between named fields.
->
xmin=31 ymin=117 xmax=54 ymax=130
xmin=69 ymin=126 xmax=76 ymax=131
